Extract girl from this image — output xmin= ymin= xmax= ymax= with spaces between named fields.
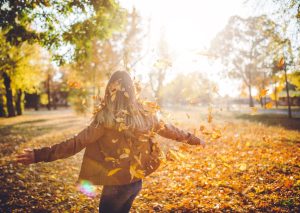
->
xmin=16 ymin=71 xmax=205 ymax=213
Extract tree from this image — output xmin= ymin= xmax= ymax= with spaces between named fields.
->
xmin=61 ymin=8 xmax=145 ymax=114
xmin=290 ymin=71 xmax=300 ymax=90
xmin=209 ymin=15 xmax=284 ymax=107
xmin=0 ymin=34 xmax=50 ymax=116
xmin=160 ymin=72 xmax=217 ymax=105
xmin=149 ymin=31 xmax=172 ymax=105
xmin=0 ymin=0 xmax=126 ymax=116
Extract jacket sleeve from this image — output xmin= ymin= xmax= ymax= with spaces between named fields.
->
xmin=33 ymin=123 xmax=104 ymax=163
xmin=155 ymin=121 xmax=201 ymax=145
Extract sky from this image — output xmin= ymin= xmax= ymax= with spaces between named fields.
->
xmin=119 ymin=0 xmax=255 ymax=97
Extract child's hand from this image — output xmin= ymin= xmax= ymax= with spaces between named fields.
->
xmin=16 ymin=148 xmax=35 ymax=165
xmin=199 ymin=139 xmax=206 ymax=148
xmin=188 ymin=134 xmax=206 ymax=147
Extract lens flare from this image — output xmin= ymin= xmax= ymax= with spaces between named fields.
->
xmin=77 ymin=180 xmax=96 ymax=197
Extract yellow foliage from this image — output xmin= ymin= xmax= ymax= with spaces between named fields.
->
xmin=107 ymin=168 xmax=122 ymax=176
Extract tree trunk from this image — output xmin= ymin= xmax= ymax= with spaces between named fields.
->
xmin=46 ymin=74 xmax=51 ymax=110
xmin=3 ymin=72 xmax=15 ymax=117
xmin=53 ymin=92 xmax=57 ymax=110
xmin=263 ymin=72 xmax=266 ymax=108
xmin=248 ymin=85 xmax=254 ymax=107
xmin=34 ymin=93 xmax=39 ymax=111
xmin=259 ymin=97 xmax=263 ymax=108
xmin=274 ymin=81 xmax=278 ymax=108
xmin=0 ymin=90 xmax=6 ymax=117
xmin=15 ymin=89 xmax=22 ymax=115
xmin=284 ymin=66 xmax=292 ymax=118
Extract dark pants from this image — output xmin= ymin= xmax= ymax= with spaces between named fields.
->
xmin=99 ymin=180 xmax=142 ymax=213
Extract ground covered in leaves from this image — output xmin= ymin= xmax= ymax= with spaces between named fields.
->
xmin=0 ymin=107 xmax=299 ymax=212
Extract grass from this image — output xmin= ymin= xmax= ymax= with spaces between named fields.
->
xmin=0 ymin=107 xmax=299 ymax=212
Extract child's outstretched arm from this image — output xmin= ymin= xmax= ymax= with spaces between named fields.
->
xmin=155 ymin=121 xmax=205 ymax=147
xmin=16 ymin=122 xmax=104 ymax=165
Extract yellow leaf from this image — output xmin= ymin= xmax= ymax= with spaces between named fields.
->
xmin=112 ymin=139 xmax=118 ymax=143
xmin=129 ymin=164 xmax=144 ymax=180
xmin=124 ymin=92 xmax=129 ymax=98
xmin=107 ymin=168 xmax=122 ymax=176
xmin=118 ymin=123 xmax=129 ymax=132
xmin=207 ymin=107 xmax=213 ymax=123
xmin=119 ymin=153 xmax=129 ymax=159
xmin=68 ymin=80 xmax=81 ymax=89
xmin=111 ymin=93 xmax=116 ymax=102
xmin=259 ymin=89 xmax=268 ymax=97
xmin=250 ymin=107 xmax=257 ymax=115
xmin=239 ymin=163 xmax=247 ymax=171
xmin=265 ymin=102 xmax=273 ymax=109
xmin=124 ymin=148 xmax=130 ymax=154
xmin=186 ymin=113 xmax=190 ymax=119
xmin=134 ymin=154 xmax=142 ymax=166
xmin=277 ymin=57 xmax=285 ymax=69
xmin=105 ymin=157 xmax=116 ymax=162
xmin=115 ymin=117 xmax=124 ymax=123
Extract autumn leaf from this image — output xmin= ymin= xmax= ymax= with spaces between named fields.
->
xmin=283 ymin=179 xmax=294 ymax=189
xmin=67 ymin=80 xmax=81 ymax=89
xmin=105 ymin=157 xmax=116 ymax=162
xmin=239 ymin=163 xmax=247 ymax=171
xmin=112 ymin=139 xmax=118 ymax=143
xmin=124 ymin=92 xmax=129 ymax=98
xmin=207 ymin=107 xmax=213 ymax=123
xmin=186 ymin=113 xmax=190 ymax=119
xmin=259 ymin=89 xmax=268 ymax=97
xmin=277 ymin=57 xmax=285 ymax=69
xmin=134 ymin=154 xmax=142 ymax=166
xmin=129 ymin=164 xmax=145 ymax=180
xmin=107 ymin=168 xmax=122 ymax=176
xmin=265 ymin=102 xmax=273 ymax=109
xmin=118 ymin=123 xmax=129 ymax=132
xmin=111 ymin=93 xmax=116 ymax=102
xmin=250 ymin=107 xmax=258 ymax=115
xmin=119 ymin=153 xmax=129 ymax=159
xmin=115 ymin=117 xmax=124 ymax=123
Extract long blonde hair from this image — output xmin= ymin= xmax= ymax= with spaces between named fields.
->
xmin=93 ymin=71 xmax=157 ymax=132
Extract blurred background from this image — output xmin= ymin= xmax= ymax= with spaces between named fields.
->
xmin=0 ymin=0 xmax=299 ymax=118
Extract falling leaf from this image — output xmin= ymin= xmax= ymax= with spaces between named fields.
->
xmin=107 ymin=168 xmax=122 ymax=176
xmin=134 ymin=154 xmax=142 ymax=166
xmin=207 ymin=107 xmax=213 ymax=123
xmin=259 ymin=89 xmax=268 ymax=97
xmin=105 ymin=157 xmax=116 ymax=162
xmin=68 ymin=80 xmax=81 ymax=89
xmin=118 ymin=123 xmax=129 ymax=132
xmin=111 ymin=93 xmax=116 ymax=102
xmin=265 ymin=102 xmax=273 ymax=109
xmin=129 ymin=164 xmax=145 ymax=180
xmin=124 ymin=92 xmax=129 ymax=98
xmin=112 ymin=139 xmax=118 ymax=143
xmin=186 ymin=113 xmax=190 ymax=119
xmin=124 ymin=148 xmax=130 ymax=154
xmin=277 ymin=57 xmax=285 ymax=69
xmin=115 ymin=117 xmax=124 ymax=123
xmin=119 ymin=153 xmax=129 ymax=159
xmin=250 ymin=107 xmax=258 ymax=115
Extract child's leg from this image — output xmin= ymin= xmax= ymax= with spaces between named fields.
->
xmin=99 ymin=180 xmax=142 ymax=213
